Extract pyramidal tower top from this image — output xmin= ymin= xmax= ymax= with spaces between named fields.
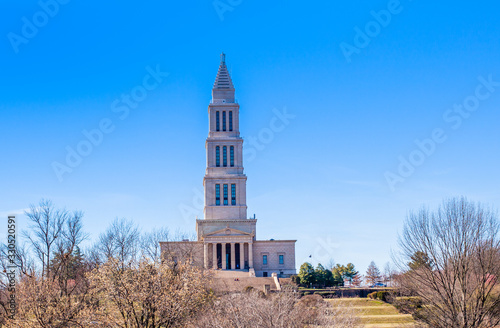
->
xmin=212 ymin=52 xmax=235 ymax=103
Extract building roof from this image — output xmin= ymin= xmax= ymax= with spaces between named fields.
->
xmin=213 ymin=52 xmax=235 ymax=90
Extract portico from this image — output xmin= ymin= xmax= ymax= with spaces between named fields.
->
xmin=202 ymin=227 xmax=254 ymax=270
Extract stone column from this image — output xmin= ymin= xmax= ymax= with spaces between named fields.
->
xmin=212 ymin=243 xmax=218 ymax=269
xmin=249 ymin=242 xmax=253 ymax=269
xmin=230 ymin=243 xmax=236 ymax=270
xmin=203 ymin=243 xmax=209 ymax=269
xmin=240 ymin=243 xmax=245 ymax=270
xmin=222 ymin=243 xmax=227 ymax=270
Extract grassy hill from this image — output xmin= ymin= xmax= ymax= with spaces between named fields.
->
xmin=327 ymin=298 xmax=420 ymax=328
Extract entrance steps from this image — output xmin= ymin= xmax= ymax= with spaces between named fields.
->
xmin=211 ymin=270 xmax=280 ymax=293
xmin=213 ymin=270 xmax=251 ymax=278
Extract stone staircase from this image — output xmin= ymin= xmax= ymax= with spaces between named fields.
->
xmin=211 ymin=270 xmax=280 ymax=293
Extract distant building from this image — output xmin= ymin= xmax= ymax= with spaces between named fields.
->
xmin=161 ymin=54 xmax=296 ymax=278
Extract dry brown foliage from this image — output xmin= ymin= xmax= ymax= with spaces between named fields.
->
xmin=87 ymin=259 xmax=213 ymax=328
xmin=189 ymin=286 xmax=359 ymax=328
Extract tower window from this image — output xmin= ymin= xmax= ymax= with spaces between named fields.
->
xmin=215 ymin=184 xmax=220 ymax=206
xmin=223 ymin=146 xmax=227 ymax=167
xmin=223 ymin=184 xmax=228 ymax=205
xmin=263 ymin=255 xmax=268 ymax=265
xmin=229 ymin=111 xmax=233 ymax=131
xmin=231 ymin=184 xmax=236 ymax=205
xmin=279 ymin=255 xmax=284 ymax=265
xmin=216 ymin=111 xmax=220 ymax=132
xmin=230 ymin=146 xmax=234 ymax=167
xmin=222 ymin=111 xmax=226 ymax=131
xmin=216 ymin=146 xmax=220 ymax=167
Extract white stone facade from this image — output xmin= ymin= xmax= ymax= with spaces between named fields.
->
xmin=161 ymin=54 xmax=296 ymax=278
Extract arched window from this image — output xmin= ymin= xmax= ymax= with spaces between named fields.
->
xmin=229 ymin=111 xmax=233 ymax=131
xmin=230 ymin=146 xmax=234 ymax=167
xmin=216 ymin=111 xmax=220 ymax=131
xmin=222 ymin=111 xmax=226 ymax=131
xmin=215 ymin=184 xmax=220 ymax=206
xmin=223 ymin=146 xmax=227 ymax=167
xmin=216 ymin=146 xmax=220 ymax=167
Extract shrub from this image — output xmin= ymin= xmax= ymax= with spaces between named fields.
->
xmin=243 ymin=286 xmax=255 ymax=293
xmin=376 ymin=291 xmax=391 ymax=302
xmin=313 ymin=291 xmax=336 ymax=298
xmin=290 ymin=274 xmax=300 ymax=286
xmin=367 ymin=292 xmax=377 ymax=299
xmin=393 ymin=297 xmax=423 ymax=314
xmin=299 ymin=294 xmax=325 ymax=307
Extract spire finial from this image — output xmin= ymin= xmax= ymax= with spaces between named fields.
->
xmin=220 ymin=52 xmax=226 ymax=64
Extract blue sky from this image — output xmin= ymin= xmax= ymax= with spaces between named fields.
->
xmin=1 ymin=0 xmax=500 ymax=274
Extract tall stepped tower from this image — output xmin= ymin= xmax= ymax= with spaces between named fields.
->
xmin=163 ymin=54 xmax=296 ymax=278
xmin=203 ymin=53 xmax=248 ymax=221
xmin=196 ymin=53 xmax=257 ymax=271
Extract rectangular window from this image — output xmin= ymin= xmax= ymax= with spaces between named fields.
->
xmin=231 ymin=184 xmax=236 ymax=205
xmin=279 ymin=255 xmax=284 ymax=265
xmin=223 ymin=184 xmax=228 ymax=206
xmin=222 ymin=111 xmax=226 ymax=131
xmin=263 ymin=255 xmax=268 ymax=265
xmin=216 ymin=111 xmax=220 ymax=131
xmin=216 ymin=146 xmax=220 ymax=167
xmin=229 ymin=111 xmax=233 ymax=131
xmin=215 ymin=184 xmax=220 ymax=206
xmin=230 ymin=146 xmax=234 ymax=167
xmin=223 ymin=146 xmax=227 ymax=167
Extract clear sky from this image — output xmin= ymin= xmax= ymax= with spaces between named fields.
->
xmin=1 ymin=0 xmax=500 ymax=274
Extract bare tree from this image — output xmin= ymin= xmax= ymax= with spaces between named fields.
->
xmin=7 ymin=273 xmax=95 ymax=328
xmin=190 ymin=288 xmax=359 ymax=328
xmin=383 ymin=262 xmax=396 ymax=287
xmin=365 ymin=261 xmax=381 ymax=286
xmin=22 ymin=199 xmax=71 ymax=278
xmin=0 ymin=200 xmax=91 ymax=328
xmin=395 ymin=197 xmax=500 ymax=328
xmin=141 ymin=227 xmax=170 ymax=263
xmin=92 ymin=218 xmax=140 ymax=269
xmin=88 ymin=259 xmax=212 ymax=327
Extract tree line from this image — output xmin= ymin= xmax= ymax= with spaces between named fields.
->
xmin=0 ymin=199 xmax=359 ymax=328
xmin=1 ymin=196 xmax=500 ymax=328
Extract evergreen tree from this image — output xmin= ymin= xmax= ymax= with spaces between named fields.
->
xmin=50 ymin=246 xmax=86 ymax=282
xmin=314 ymin=264 xmax=332 ymax=287
xmin=331 ymin=264 xmax=345 ymax=286
xmin=298 ymin=262 xmax=315 ymax=286
xmin=408 ymin=251 xmax=432 ymax=271
xmin=343 ymin=263 xmax=358 ymax=284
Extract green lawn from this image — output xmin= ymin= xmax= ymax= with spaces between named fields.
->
xmin=327 ymin=298 xmax=419 ymax=327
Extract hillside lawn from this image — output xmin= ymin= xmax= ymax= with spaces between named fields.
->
xmin=327 ymin=298 xmax=420 ymax=328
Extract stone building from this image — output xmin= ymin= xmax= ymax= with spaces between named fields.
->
xmin=161 ymin=54 xmax=296 ymax=278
